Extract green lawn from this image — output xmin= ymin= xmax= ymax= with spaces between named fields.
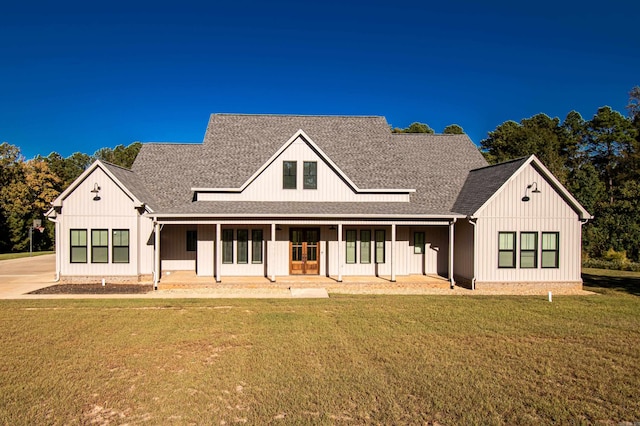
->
xmin=1 ymin=286 xmax=639 ymax=425
xmin=0 ymin=251 xmax=54 ymax=261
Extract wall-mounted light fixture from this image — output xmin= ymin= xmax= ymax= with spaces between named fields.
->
xmin=276 ymin=225 xmax=282 ymax=231
xmin=329 ymin=225 xmax=336 ymax=230
xmin=522 ymin=182 xmax=541 ymax=202
xmin=91 ymin=183 xmax=101 ymax=201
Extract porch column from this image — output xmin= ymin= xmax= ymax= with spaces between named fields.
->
xmin=449 ymin=219 xmax=456 ymax=289
xmin=337 ymin=223 xmax=343 ymax=282
xmin=391 ymin=223 xmax=396 ymax=282
xmin=270 ymin=223 xmax=276 ymax=282
xmin=215 ymin=223 xmax=221 ymax=283
xmin=153 ymin=222 xmax=161 ymax=289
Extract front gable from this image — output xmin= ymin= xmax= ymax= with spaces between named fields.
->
xmin=473 ymin=156 xmax=591 ymax=221
xmin=50 ymin=161 xmax=144 ymax=216
xmin=194 ymin=130 xmax=415 ymax=203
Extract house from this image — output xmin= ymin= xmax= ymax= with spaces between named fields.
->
xmin=46 ymin=114 xmax=592 ymax=290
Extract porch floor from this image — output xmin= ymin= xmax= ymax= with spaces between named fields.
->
xmin=158 ymin=271 xmax=452 ymax=291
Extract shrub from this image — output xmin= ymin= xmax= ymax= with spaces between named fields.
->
xmin=583 ymin=258 xmax=640 ymax=272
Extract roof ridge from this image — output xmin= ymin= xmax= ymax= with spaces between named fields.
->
xmin=391 ymin=133 xmax=467 ymax=137
xmin=210 ymin=113 xmax=386 ymax=119
xmin=141 ymin=142 xmax=202 ymax=146
xmin=469 ymin=156 xmax=529 ymax=172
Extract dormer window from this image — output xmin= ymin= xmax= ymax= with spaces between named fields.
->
xmin=283 ymin=161 xmax=297 ymax=189
xmin=303 ymin=161 xmax=317 ymax=190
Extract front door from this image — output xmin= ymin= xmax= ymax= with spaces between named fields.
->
xmin=290 ymin=228 xmax=320 ymax=275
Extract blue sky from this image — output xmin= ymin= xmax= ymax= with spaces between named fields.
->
xmin=1 ymin=0 xmax=638 ymax=159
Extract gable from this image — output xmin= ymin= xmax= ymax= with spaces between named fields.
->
xmin=194 ymin=131 xmax=414 ymax=203
xmin=58 ymin=165 xmax=141 ymax=217
xmin=475 ymin=159 xmax=590 ymax=220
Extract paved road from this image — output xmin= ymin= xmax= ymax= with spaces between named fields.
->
xmin=0 ymin=254 xmax=56 ymax=298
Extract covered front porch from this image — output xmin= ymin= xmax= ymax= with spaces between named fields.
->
xmin=151 ymin=218 xmax=462 ymax=289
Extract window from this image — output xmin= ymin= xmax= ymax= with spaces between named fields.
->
xmin=520 ymin=232 xmax=538 ymax=268
xmin=346 ymin=230 xmax=356 ymax=264
xmin=283 ymin=161 xmax=297 ymax=189
xmin=237 ymin=229 xmax=248 ymax=264
xmin=112 ymin=229 xmax=130 ymax=263
xmin=360 ymin=230 xmax=371 ymax=264
xmin=541 ymin=232 xmax=559 ymax=268
xmin=70 ymin=229 xmax=87 ymax=263
xmin=222 ymin=229 xmax=234 ymax=264
xmin=303 ymin=161 xmax=317 ymax=189
xmin=375 ymin=229 xmax=385 ymax=264
xmin=91 ymin=229 xmax=108 ymax=263
xmin=252 ymin=229 xmax=263 ymax=264
xmin=414 ymin=232 xmax=425 ymax=254
xmin=186 ymin=230 xmax=197 ymax=252
xmin=498 ymin=232 xmax=516 ymax=268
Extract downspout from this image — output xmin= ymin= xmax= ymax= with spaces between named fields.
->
xmin=468 ymin=217 xmax=477 ymax=290
xmin=579 ymin=218 xmax=591 ymax=278
xmin=46 ymin=215 xmax=61 ymax=282
xmin=153 ymin=220 xmax=162 ymax=290
xmin=449 ymin=218 xmax=456 ymax=289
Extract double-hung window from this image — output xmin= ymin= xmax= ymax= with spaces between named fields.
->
xmin=520 ymin=232 xmax=537 ymax=268
xmin=414 ymin=232 xmax=425 ymax=254
xmin=283 ymin=161 xmax=297 ymax=189
xmin=252 ymin=229 xmax=263 ymax=264
xmin=375 ymin=230 xmax=385 ymax=264
xmin=91 ymin=229 xmax=108 ymax=263
xmin=498 ymin=232 xmax=516 ymax=268
xmin=303 ymin=161 xmax=317 ymax=189
xmin=237 ymin=229 xmax=248 ymax=264
xmin=346 ymin=230 xmax=356 ymax=264
xmin=360 ymin=230 xmax=371 ymax=264
xmin=70 ymin=229 xmax=87 ymax=263
xmin=541 ymin=232 xmax=559 ymax=268
xmin=222 ymin=229 xmax=234 ymax=264
xmin=112 ymin=229 xmax=130 ymax=263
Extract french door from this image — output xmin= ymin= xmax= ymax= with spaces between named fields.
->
xmin=289 ymin=228 xmax=320 ymax=275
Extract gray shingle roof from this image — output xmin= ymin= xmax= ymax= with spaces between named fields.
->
xmin=101 ymin=161 xmax=159 ymax=209
xmin=451 ymin=157 xmax=529 ymax=215
xmin=130 ymin=114 xmax=490 ymax=217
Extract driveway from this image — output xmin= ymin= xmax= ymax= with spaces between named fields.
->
xmin=0 ymin=254 xmax=56 ymax=298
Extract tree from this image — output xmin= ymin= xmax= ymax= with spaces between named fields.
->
xmin=0 ymin=143 xmax=24 ymax=252
xmin=583 ymin=106 xmax=637 ymax=204
xmin=0 ymin=159 xmax=60 ymax=251
xmin=93 ymin=142 xmax=141 ymax=168
xmin=627 ymin=86 xmax=640 ymax=123
xmin=443 ymin=124 xmax=464 ymax=134
xmin=45 ymin=151 xmax=92 ymax=190
xmin=392 ymin=122 xmax=435 ymax=134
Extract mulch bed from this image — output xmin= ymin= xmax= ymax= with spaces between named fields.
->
xmin=29 ymin=284 xmax=154 ymax=294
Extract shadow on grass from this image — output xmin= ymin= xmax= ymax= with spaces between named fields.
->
xmin=582 ymin=273 xmax=640 ymax=296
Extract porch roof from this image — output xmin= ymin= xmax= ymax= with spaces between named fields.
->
xmin=147 ymin=201 xmax=466 ymax=218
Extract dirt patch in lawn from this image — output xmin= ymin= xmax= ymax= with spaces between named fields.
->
xmin=29 ymin=284 xmax=154 ymax=294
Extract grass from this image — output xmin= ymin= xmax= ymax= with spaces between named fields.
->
xmin=0 ymin=289 xmax=639 ymax=424
xmin=0 ymin=251 xmax=54 ymax=261
xmin=583 ymin=267 xmax=640 ymax=296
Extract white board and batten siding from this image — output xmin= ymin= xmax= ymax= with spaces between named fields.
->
xmin=453 ymin=219 xmax=475 ymax=282
xmin=59 ymin=166 xmax=154 ymax=277
xmin=475 ymin=164 xmax=583 ymax=283
xmin=196 ymin=136 xmax=411 ymax=203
